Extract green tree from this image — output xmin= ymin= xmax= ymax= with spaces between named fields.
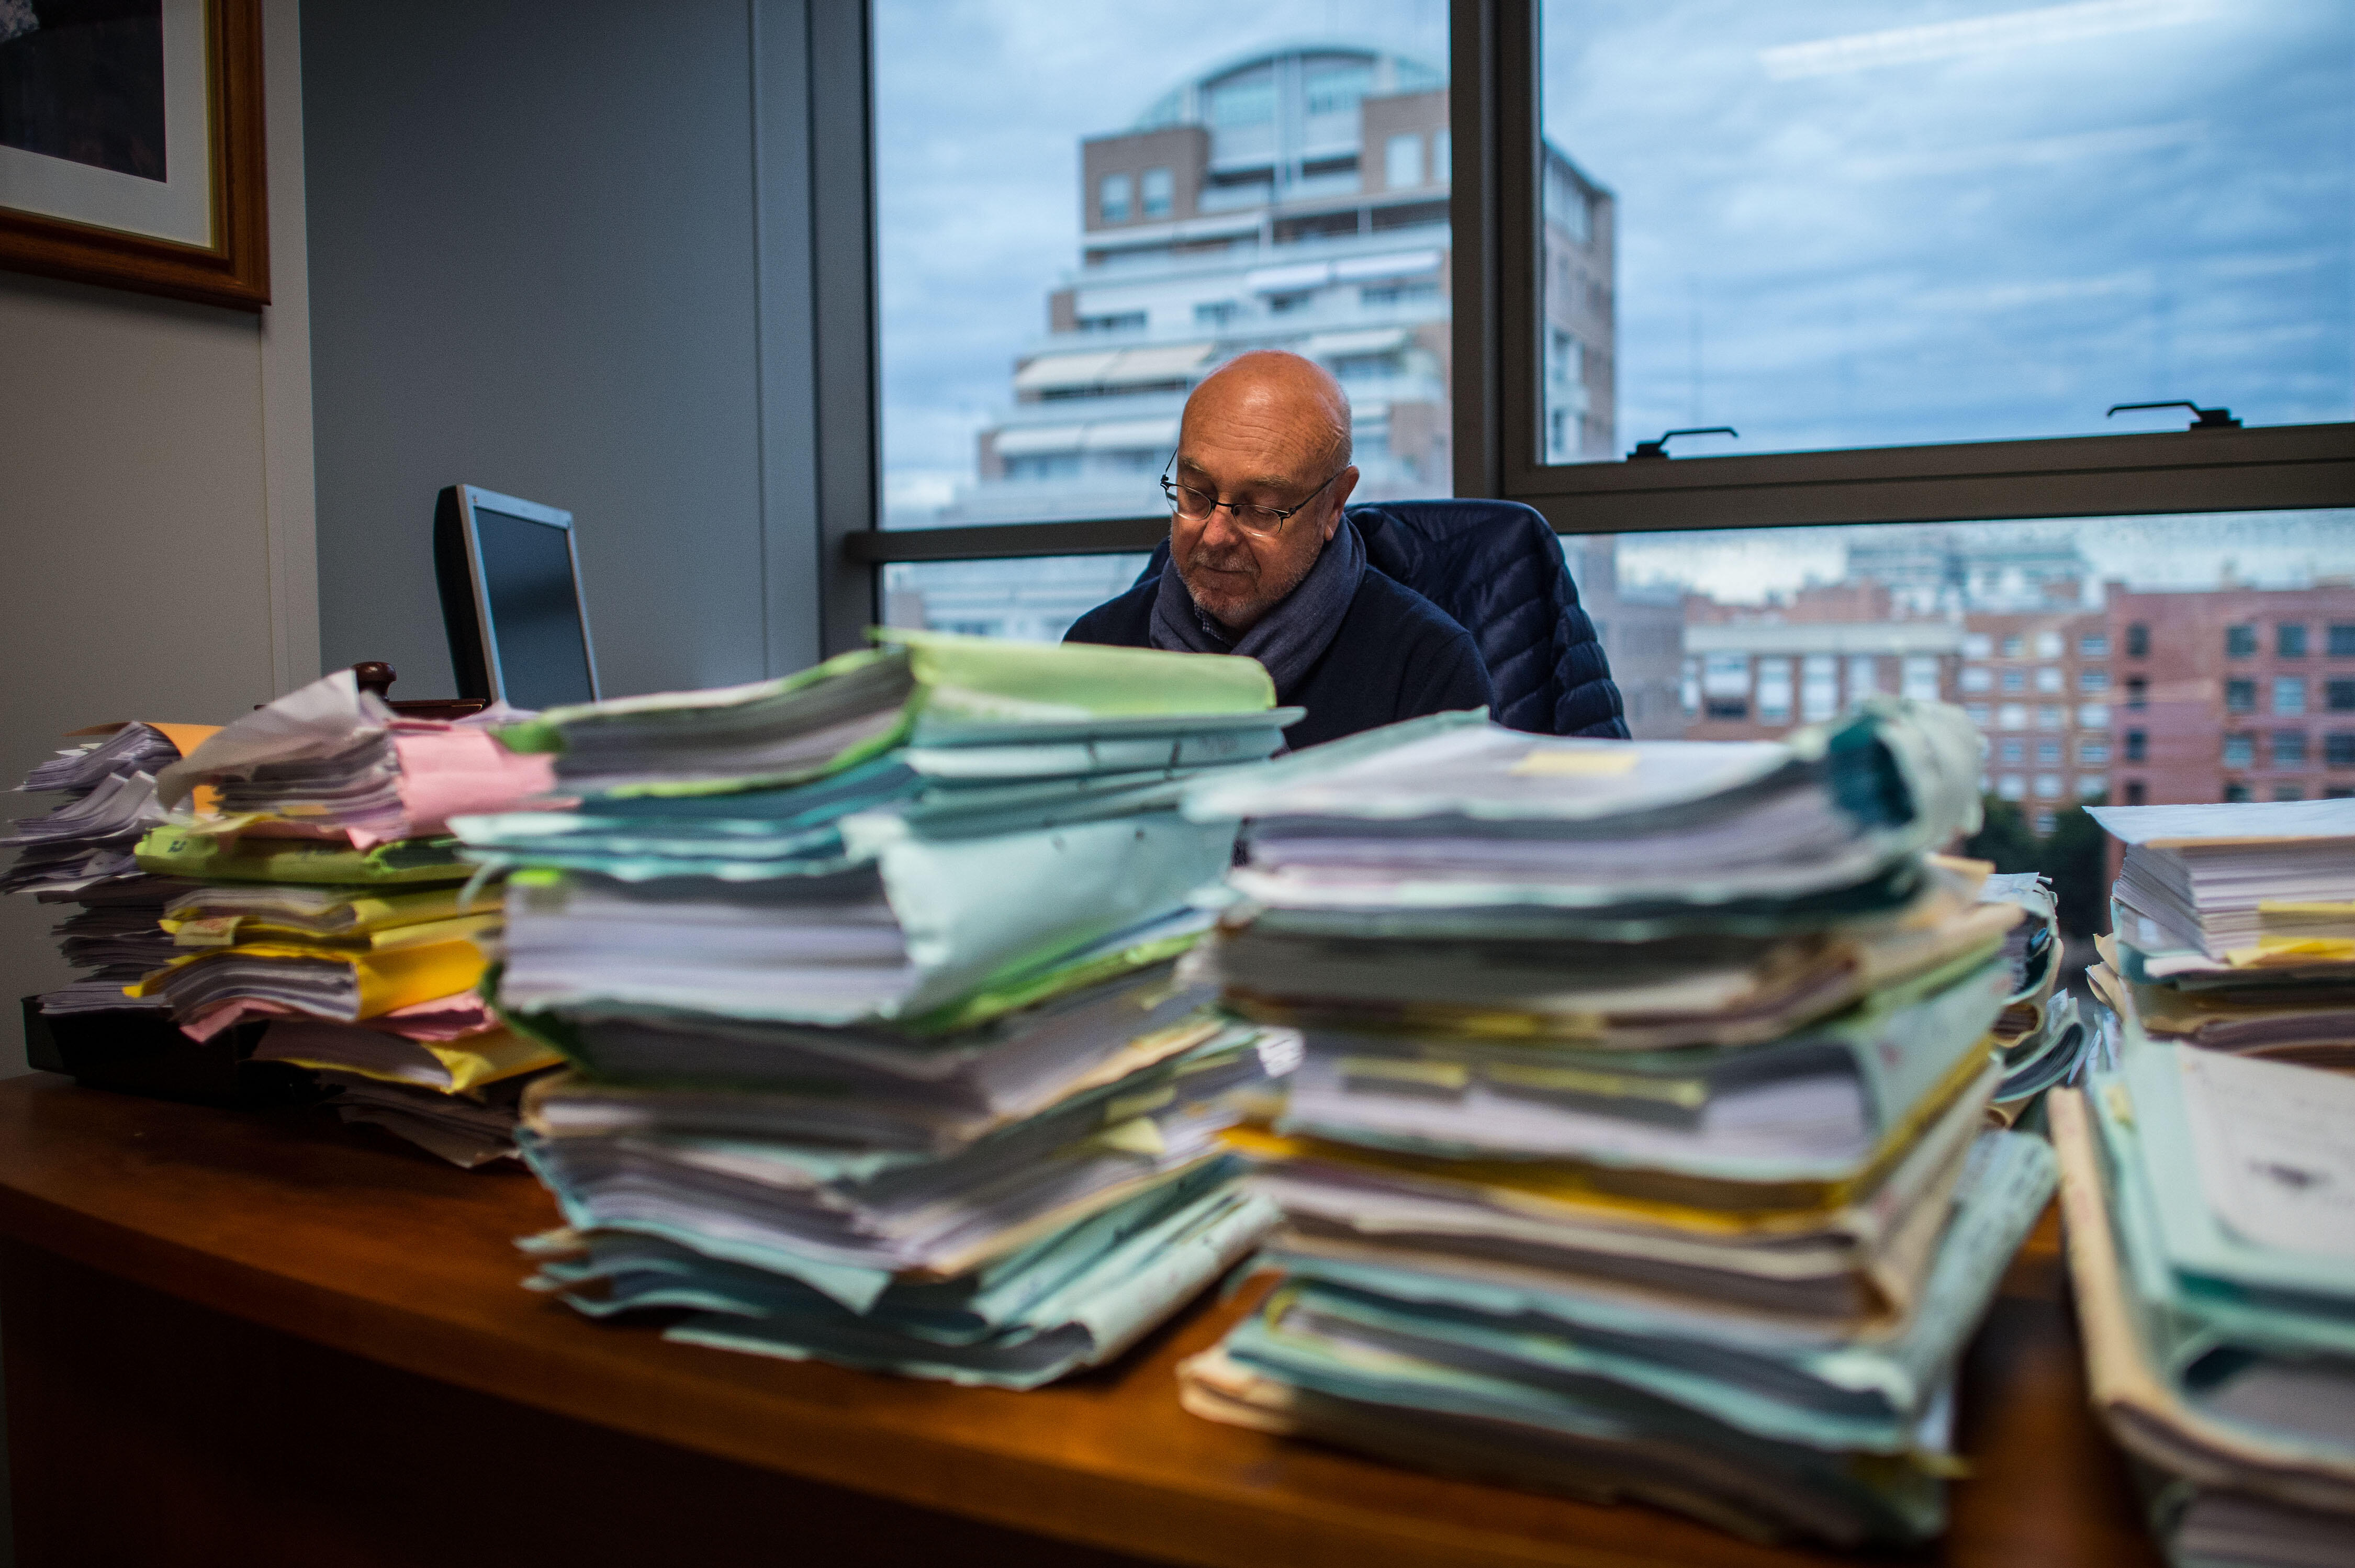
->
xmin=1961 ymin=793 xmax=2039 ymax=873
xmin=2042 ymin=798 xmax=2112 ymax=937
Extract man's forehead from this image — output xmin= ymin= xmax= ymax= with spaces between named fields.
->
xmin=1173 ymin=448 xmax=1304 ymax=490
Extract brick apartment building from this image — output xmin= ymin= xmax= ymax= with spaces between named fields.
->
xmin=2105 ymin=583 xmax=2355 ymax=805
xmin=1955 ymin=606 xmax=2112 ymax=831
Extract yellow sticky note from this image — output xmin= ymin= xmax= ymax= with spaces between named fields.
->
xmin=1508 ymin=746 xmax=1642 ymax=778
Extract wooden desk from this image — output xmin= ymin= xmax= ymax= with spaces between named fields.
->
xmin=0 ymin=1074 xmax=2161 ymax=1568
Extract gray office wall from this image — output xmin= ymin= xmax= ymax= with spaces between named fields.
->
xmin=303 ymin=0 xmax=827 ymax=700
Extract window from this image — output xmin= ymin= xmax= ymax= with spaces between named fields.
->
xmin=1194 ymin=300 xmax=1237 ymax=327
xmin=1963 ymin=703 xmax=1990 ymax=726
xmin=1757 ymin=658 xmax=1793 ymax=722
xmin=1847 ymin=655 xmax=1879 ymax=697
xmin=2000 ymin=667 xmax=2025 ymax=693
xmin=2080 ymin=668 xmax=2110 ymax=693
xmin=2125 ymin=780 xmax=2148 ymax=805
xmin=1959 ymin=666 xmax=1990 ymax=693
xmin=2035 ymin=740 xmax=2061 ymax=766
xmin=2001 ymin=635 xmax=2024 ymax=659
xmin=2275 ymin=677 xmax=2307 ymax=716
xmin=1385 ymin=133 xmax=1426 ymax=191
xmin=1701 ymin=651 xmax=1750 ymax=696
xmin=2034 ymin=810 xmax=2057 ymax=836
xmin=2079 ymin=741 xmax=2109 ymax=766
xmin=2227 ymin=624 xmax=2259 ymax=658
xmin=2034 ymin=632 xmax=2062 ymax=659
xmin=2035 ymin=774 xmax=2062 ymax=800
xmin=2224 ymin=733 xmax=2256 ymax=768
xmin=2275 ymin=731 xmax=2309 ymax=769
xmin=2275 ymin=786 xmax=2305 ymax=801
xmin=2126 ymin=677 xmax=2148 ymax=711
xmin=2280 ymin=623 xmax=2308 ymax=658
xmin=1901 ymin=657 xmax=1939 ymax=702
xmin=1139 ymin=166 xmax=1174 ymax=219
xmin=2226 ymin=679 xmax=2257 ymax=714
xmin=2332 ymin=733 xmax=2355 ymax=769
xmin=1098 ymin=173 xmax=1132 ymax=223
xmin=2035 ymin=666 xmax=2063 ymax=694
xmin=2333 ymin=625 xmax=2355 ymax=658
xmin=1997 ymin=775 xmax=2025 ymax=801
xmin=2037 ymin=705 xmax=2065 ymax=731
xmin=2334 ymin=680 xmax=2355 ymax=712
xmin=2080 ymin=634 xmax=2109 ymax=659
xmin=2077 ymin=776 xmax=2106 ymax=800
xmin=2079 ymin=704 xmax=2108 ymax=730
xmin=1998 ymin=703 xmax=2028 ymax=731
xmin=2225 ymin=783 xmax=2253 ymax=803
xmin=881 ymin=554 xmax=1153 ymax=643
xmin=1076 ymin=310 xmax=1146 ymax=333
xmin=2124 ymin=730 xmax=2147 ymax=763
xmin=1800 ymin=654 xmax=1837 ymax=722
xmin=1999 ymin=738 xmax=2023 ymax=765
xmin=1962 ymin=633 xmax=1992 ymax=659
xmin=2126 ymin=623 xmax=2150 ymax=659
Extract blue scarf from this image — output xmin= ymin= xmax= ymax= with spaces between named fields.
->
xmin=1148 ymin=516 xmax=1367 ymax=700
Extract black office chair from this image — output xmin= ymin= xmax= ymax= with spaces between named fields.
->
xmin=1133 ymin=498 xmax=1630 ymax=738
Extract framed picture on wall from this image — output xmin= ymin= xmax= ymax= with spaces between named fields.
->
xmin=0 ymin=0 xmax=267 ymax=310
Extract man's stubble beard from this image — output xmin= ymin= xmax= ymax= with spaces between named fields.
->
xmin=1180 ymin=537 xmax=1319 ymax=632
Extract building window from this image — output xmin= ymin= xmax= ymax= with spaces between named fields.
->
xmin=2000 ymin=667 xmax=2026 ymax=693
xmin=2126 ymin=677 xmax=2148 ymax=710
xmin=2126 ymin=623 xmax=2150 ymax=658
xmin=1998 ymin=774 xmax=2026 ymax=801
xmin=2226 ymin=679 xmax=2256 ymax=714
xmin=2275 ymin=677 xmax=2307 ymax=715
xmin=2125 ymin=729 xmax=2147 ymax=762
xmin=1962 ymin=633 xmax=1992 ymax=659
xmin=1140 ymin=166 xmax=1173 ymax=219
xmin=2275 ymin=786 xmax=2305 ymax=801
xmin=1194 ymin=300 xmax=1238 ymax=327
xmin=2079 ymin=703 xmax=2109 ymax=729
xmin=2332 ymin=788 xmax=2355 ymax=800
xmin=2227 ymin=624 xmax=2258 ymax=657
xmin=1757 ymin=658 xmax=1793 ymax=722
xmin=1964 ymin=702 xmax=1992 ymax=726
xmin=1801 ymin=654 xmax=1838 ymax=722
xmin=2036 ymin=739 xmax=2062 ymax=765
xmin=1902 ymin=657 xmax=1939 ymax=702
xmin=1999 ymin=703 xmax=2028 ymax=730
xmin=2080 ymin=634 xmax=2110 ymax=658
xmin=1098 ymin=172 xmax=1132 ymax=223
xmin=2125 ymin=780 xmax=2148 ymax=805
xmin=2034 ymin=810 xmax=2058 ymax=835
xmin=2078 ymin=775 xmax=2107 ymax=799
xmin=2080 ymin=668 xmax=2110 ymax=693
xmin=2332 ymin=680 xmax=2355 ymax=712
xmin=2000 ymin=738 xmax=2025 ymax=764
xmin=1384 ymin=132 xmax=1426 ymax=190
xmin=2279 ymin=623 xmax=2309 ymax=658
xmin=2275 ymin=731 xmax=2309 ymax=769
xmin=1961 ymin=666 xmax=1992 ymax=693
xmin=2332 ymin=625 xmax=2355 ymax=658
xmin=2035 ymin=631 xmax=2063 ymax=658
xmin=2223 ymin=733 xmax=2256 ymax=768
xmin=2001 ymin=635 xmax=2024 ymax=658
xmin=1847 ymin=655 xmax=1880 ymax=697
xmin=2035 ymin=666 xmax=2064 ymax=693
xmin=2224 ymin=782 xmax=2253 ymax=803
xmin=1704 ymin=698 xmax=1749 ymax=721
xmin=2080 ymin=741 xmax=2110 ymax=765
xmin=2037 ymin=705 xmax=2065 ymax=730
xmin=2329 ymin=733 xmax=2355 ymax=769
xmin=1076 ymin=310 xmax=1147 ymax=333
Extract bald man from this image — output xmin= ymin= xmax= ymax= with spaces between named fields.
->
xmin=1065 ymin=351 xmax=1494 ymax=749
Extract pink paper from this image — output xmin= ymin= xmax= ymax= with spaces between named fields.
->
xmin=181 ymin=990 xmax=498 ymax=1044
xmin=388 ymin=727 xmax=558 ymax=840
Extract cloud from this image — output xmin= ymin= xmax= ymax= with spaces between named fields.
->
xmin=1759 ymin=0 xmax=2221 ymax=80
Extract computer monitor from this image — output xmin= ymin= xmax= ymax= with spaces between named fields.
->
xmin=433 ymin=485 xmax=601 ymax=710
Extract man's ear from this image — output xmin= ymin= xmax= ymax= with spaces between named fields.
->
xmin=1322 ymin=467 xmax=1361 ymax=541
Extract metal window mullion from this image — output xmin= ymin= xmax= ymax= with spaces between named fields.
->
xmin=812 ymin=0 xmax=881 ymax=656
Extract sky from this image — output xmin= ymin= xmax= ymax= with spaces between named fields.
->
xmin=873 ymin=0 xmax=2354 ymax=589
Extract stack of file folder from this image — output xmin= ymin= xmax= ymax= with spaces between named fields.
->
xmin=2051 ymin=798 xmax=2355 ymax=1566
xmin=459 ymin=631 xmax=1295 ymax=1385
xmin=1976 ymin=870 xmax=2092 ymax=1127
xmin=1171 ymin=704 xmax=2059 ymax=1546
xmin=121 ymin=669 xmax=560 ymax=1164
xmin=4 ymin=720 xmax=218 ymax=1014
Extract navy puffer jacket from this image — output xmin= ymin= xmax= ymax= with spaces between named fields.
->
xmin=1132 ymin=499 xmax=1629 ymax=738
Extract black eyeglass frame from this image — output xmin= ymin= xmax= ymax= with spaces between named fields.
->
xmin=1158 ymin=456 xmax=1351 ymax=538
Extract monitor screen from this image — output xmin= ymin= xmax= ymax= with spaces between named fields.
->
xmin=473 ymin=506 xmax=595 ymax=709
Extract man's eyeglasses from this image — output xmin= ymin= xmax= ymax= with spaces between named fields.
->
xmin=1160 ymin=461 xmax=1347 ymax=540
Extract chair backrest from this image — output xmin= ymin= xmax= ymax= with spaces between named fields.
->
xmin=1131 ymin=499 xmax=1629 ymax=737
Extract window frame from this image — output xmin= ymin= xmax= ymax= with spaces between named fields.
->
xmin=833 ymin=0 xmax=2355 ymax=643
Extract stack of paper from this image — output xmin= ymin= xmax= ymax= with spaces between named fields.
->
xmin=1974 ymin=870 xmax=2094 ymax=1126
xmin=3 ymin=722 xmax=220 ymax=1014
xmin=122 ymin=670 xmax=562 ymax=1165
xmin=465 ymin=631 xmax=1297 ymax=1385
xmin=2087 ymin=801 xmax=2355 ymax=1073
xmin=2051 ymin=798 xmax=2355 ymax=1564
xmin=1172 ymin=703 xmax=2060 ymax=1547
